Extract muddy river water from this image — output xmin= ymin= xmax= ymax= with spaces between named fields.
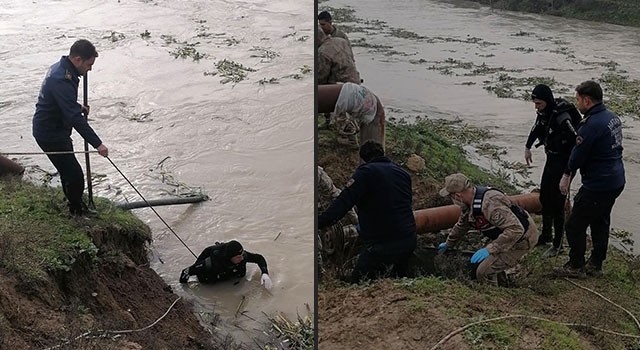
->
xmin=323 ymin=0 xmax=640 ymax=251
xmin=1 ymin=0 xmax=313 ymax=344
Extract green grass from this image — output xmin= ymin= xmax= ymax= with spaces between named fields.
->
xmin=0 ymin=178 xmax=151 ymax=283
xmin=386 ymin=119 xmax=518 ymax=193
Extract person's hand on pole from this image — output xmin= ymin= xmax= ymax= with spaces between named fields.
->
xmin=261 ymin=273 xmax=272 ymax=290
xmin=524 ymin=147 xmax=533 ymax=166
xmin=97 ymin=144 xmax=109 ymax=157
xmin=471 ymin=248 xmax=490 ymax=263
xmin=559 ymin=174 xmax=571 ymax=196
xmin=81 ymin=104 xmax=90 ymax=116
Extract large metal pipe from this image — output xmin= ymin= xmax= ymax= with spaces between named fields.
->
xmin=414 ymin=192 xmax=542 ymax=234
xmin=318 ymin=84 xmax=343 ymax=114
xmin=0 ymin=155 xmax=25 ymax=177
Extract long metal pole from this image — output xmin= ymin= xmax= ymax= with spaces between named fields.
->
xmin=83 ymin=73 xmax=95 ymax=209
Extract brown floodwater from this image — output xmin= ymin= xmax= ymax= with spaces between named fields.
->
xmin=324 ymin=0 xmax=640 ymax=251
xmin=0 ymin=0 xmax=313 ymax=344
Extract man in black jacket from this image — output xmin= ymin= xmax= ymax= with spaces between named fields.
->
xmin=179 ymin=240 xmax=272 ymax=289
xmin=33 ymin=39 xmax=109 ymax=216
xmin=524 ymin=84 xmax=580 ymax=258
xmin=318 ymin=141 xmax=416 ymax=283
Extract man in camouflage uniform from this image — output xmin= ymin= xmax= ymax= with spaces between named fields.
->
xmin=317 ymin=27 xmax=361 ymax=146
xmin=318 ymin=11 xmax=351 ymax=45
xmin=437 ymin=173 xmax=539 ymax=285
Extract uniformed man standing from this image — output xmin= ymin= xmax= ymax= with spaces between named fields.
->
xmin=32 ymin=39 xmax=109 ymax=216
xmin=555 ymin=80 xmax=625 ymax=278
xmin=437 ymin=173 xmax=539 ymax=286
xmin=524 ymin=84 xmax=581 ymax=257
xmin=318 ymin=141 xmax=416 ymax=283
xmin=318 ymin=11 xmax=351 ymax=45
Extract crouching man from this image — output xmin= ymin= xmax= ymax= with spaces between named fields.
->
xmin=437 ymin=173 xmax=539 ymax=285
xmin=179 ymin=240 xmax=272 ymax=290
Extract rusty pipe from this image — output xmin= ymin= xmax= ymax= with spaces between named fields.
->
xmin=0 ymin=154 xmax=25 ymax=177
xmin=318 ymin=84 xmax=343 ymax=114
xmin=414 ymin=192 xmax=542 ymax=234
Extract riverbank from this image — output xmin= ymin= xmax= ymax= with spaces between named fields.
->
xmin=317 ymin=121 xmax=640 ymax=349
xmin=457 ymin=0 xmax=640 ymax=28
xmin=0 ymin=175 xmax=313 ymax=349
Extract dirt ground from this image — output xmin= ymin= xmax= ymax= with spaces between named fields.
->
xmin=0 ymin=228 xmax=219 ymax=350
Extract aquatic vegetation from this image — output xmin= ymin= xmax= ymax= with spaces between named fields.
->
xmin=102 ymin=31 xmax=126 ymax=42
xmin=511 ymin=47 xmax=535 ymax=53
xmin=511 ymin=30 xmax=534 ymax=36
xmin=140 ymin=30 xmax=151 ymax=39
xmin=223 ymin=37 xmax=240 ymax=46
xmin=249 ymin=46 xmax=280 ymax=61
xmin=127 ymin=112 xmax=153 ymax=123
xmin=169 ymin=43 xmax=207 ymax=61
xmin=160 ymin=34 xmax=180 ymax=45
xmin=258 ymin=77 xmax=280 ymax=85
xmin=210 ymin=59 xmax=256 ymax=84
xmin=599 ymin=72 xmax=640 ymax=119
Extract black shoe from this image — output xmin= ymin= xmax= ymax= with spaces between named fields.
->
xmin=536 ymin=236 xmax=552 ymax=246
xmin=179 ymin=268 xmax=190 ymax=283
xmin=584 ymin=258 xmax=603 ymax=277
xmin=553 ymin=262 xmax=586 ymax=279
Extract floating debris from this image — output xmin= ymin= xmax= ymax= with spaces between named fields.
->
xmin=223 ymin=37 xmax=240 ymax=46
xmin=103 ymin=31 xmax=126 ymax=42
xmin=258 ymin=77 xmax=280 ymax=85
xmin=282 ymin=32 xmax=297 ymax=38
xmin=170 ymin=43 xmax=207 ymax=61
xmin=212 ymin=59 xmax=256 ymax=84
xmin=140 ymin=30 xmax=151 ymax=39
xmin=126 ymin=112 xmax=153 ymax=123
xmin=249 ymin=46 xmax=280 ymax=61
xmin=160 ymin=34 xmax=179 ymax=45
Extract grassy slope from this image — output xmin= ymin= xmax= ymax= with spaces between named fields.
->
xmin=318 ymin=122 xmax=640 ymax=349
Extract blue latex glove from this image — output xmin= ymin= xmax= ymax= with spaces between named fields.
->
xmin=471 ymin=248 xmax=490 ymax=263
xmin=438 ymin=242 xmax=447 ymax=254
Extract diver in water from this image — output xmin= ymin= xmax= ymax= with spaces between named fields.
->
xmin=179 ymin=240 xmax=272 ymax=290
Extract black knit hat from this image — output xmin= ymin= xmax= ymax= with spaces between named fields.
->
xmin=225 ymin=240 xmax=244 ymax=257
xmin=531 ymin=84 xmax=555 ymax=106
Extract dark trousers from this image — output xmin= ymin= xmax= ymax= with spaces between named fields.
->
xmin=351 ymin=235 xmax=416 ymax=283
xmin=36 ymin=139 xmax=85 ymax=214
xmin=565 ymin=185 xmax=624 ymax=268
xmin=539 ymin=153 xmax=570 ymax=247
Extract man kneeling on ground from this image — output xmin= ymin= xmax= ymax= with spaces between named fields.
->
xmin=318 ymin=141 xmax=416 ymax=283
xmin=437 ymin=173 xmax=539 ymax=286
xmin=180 ymin=240 xmax=272 ymax=290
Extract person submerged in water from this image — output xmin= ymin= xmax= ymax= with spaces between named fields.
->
xmin=179 ymin=240 xmax=272 ymax=290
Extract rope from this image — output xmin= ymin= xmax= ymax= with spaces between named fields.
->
xmin=429 ymin=314 xmax=640 ymax=350
xmin=564 ymin=278 xmax=640 ymax=332
xmin=2 ymin=151 xmax=98 ymax=156
xmin=43 ymin=297 xmax=182 ymax=350
xmin=106 ymin=156 xmax=197 ymax=258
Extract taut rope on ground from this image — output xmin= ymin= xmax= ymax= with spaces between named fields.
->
xmin=106 ymin=156 xmax=197 ymax=258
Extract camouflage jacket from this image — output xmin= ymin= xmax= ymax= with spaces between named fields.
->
xmin=445 ymin=188 xmax=536 ymax=255
xmin=317 ymin=37 xmax=360 ymax=85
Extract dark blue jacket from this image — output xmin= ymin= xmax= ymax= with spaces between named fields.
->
xmin=33 ymin=56 xmax=102 ymax=148
xmin=318 ymin=157 xmax=417 ymax=243
xmin=565 ymin=103 xmax=625 ymax=191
